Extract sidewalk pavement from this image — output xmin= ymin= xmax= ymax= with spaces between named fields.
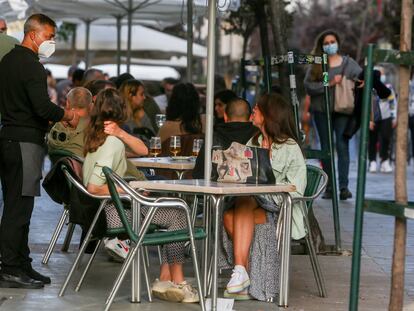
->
xmin=0 ymin=160 xmax=413 ymax=311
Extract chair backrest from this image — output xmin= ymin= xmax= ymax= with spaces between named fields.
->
xmin=304 ymin=165 xmax=328 ymax=210
xmin=49 ymin=149 xmax=84 ymax=166
xmin=102 ymin=166 xmax=138 ymax=243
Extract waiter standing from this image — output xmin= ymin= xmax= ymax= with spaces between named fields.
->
xmin=0 ymin=14 xmax=79 ymax=289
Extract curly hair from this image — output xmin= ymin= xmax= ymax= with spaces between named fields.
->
xmin=84 ymin=88 xmax=127 ymax=155
xmin=166 ymin=83 xmax=202 ymax=134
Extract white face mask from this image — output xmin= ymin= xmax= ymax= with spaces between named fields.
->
xmin=38 ymin=40 xmax=56 ymax=58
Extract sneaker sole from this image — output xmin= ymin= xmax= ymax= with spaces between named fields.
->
xmin=153 ymin=289 xmax=174 ymax=301
xmin=224 ymin=290 xmax=252 ymax=301
xmin=164 ymin=287 xmax=185 ymax=302
xmin=226 ymin=279 xmax=250 ymax=294
xmin=105 ymin=248 xmax=125 ymax=263
xmin=182 ymin=297 xmax=200 ymax=303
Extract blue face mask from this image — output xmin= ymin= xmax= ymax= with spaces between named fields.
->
xmin=323 ymin=42 xmax=338 ymax=55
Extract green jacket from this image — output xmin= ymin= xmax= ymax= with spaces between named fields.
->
xmin=0 ymin=34 xmax=19 ymax=61
xmin=248 ymin=136 xmax=307 ymax=239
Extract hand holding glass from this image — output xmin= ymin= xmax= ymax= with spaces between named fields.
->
xmin=170 ymin=136 xmax=181 ymax=157
xmin=150 ymin=137 xmax=161 ymax=157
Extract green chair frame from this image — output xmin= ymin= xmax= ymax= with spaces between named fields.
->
xmin=293 ymin=164 xmax=328 ymax=297
xmin=102 ymin=167 xmax=206 ymax=311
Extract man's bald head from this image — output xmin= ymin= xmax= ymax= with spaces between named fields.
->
xmin=0 ymin=17 xmax=7 ymax=34
xmin=224 ymin=98 xmax=251 ymax=122
xmin=66 ymin=87 xmax=92 ymax=110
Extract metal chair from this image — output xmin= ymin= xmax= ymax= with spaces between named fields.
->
xmin=287 ymin=164 xmax=328 ymax=297
xmin=57 ymin=163 xmax=154 ymax=297
xmin=42 ymin=150 xmax=84 ymax=264
xmin=102 ymin=167 xmax=206 ymax=311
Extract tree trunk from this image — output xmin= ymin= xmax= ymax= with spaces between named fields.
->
xmin=389 ymin=0 xmax=411 ymax=309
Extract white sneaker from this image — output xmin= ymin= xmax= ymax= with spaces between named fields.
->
xmin=103 ymin=238 xmax=130 ymax=262
xmin=152 ymin=279 xmax=175 ymax=301
xmin=380 ymin=160 xmax=393 ymax=173
xmin=369 ymin=161 xmax=377 ymax=173
xmin=165 ymin=281 xmax=199 ymax=303
xmin=226 ymin=265 xmax=250 ymax=294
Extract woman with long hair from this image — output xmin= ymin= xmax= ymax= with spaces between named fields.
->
xmin=220 ymin=93 xmax=307 ymax=301
xmin=119 ymin=79 xmax=157 ymax=139
xmin=158 ymin=83 xmax=205 ymax=142
xmin=83 ymin=88 xmax=200 ymax=303
xmin=304 ymin=30 xmax=362 ymax=200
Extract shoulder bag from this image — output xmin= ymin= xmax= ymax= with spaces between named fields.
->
xmin=334 ymin=56 xmax=356 ymax=115
xmin=210 ymin=141 xmax=275 ymax=184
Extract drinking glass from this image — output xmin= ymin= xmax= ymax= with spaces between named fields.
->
xmin=149 ymin=136 xmax=161 ymax=158
xmin=155 ymin=114 xmax=166 ymax=128
xmin=192 ymin=138 xmax=203 ymax=157
xmin=169 ymin=136 xmax=181 ymax=157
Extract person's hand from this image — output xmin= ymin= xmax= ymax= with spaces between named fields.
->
xmin=369 ymin=121 xmax=375 ymax=131
xmin=330 ymin=75 xmax=343 ymax=86
xmin=356 ymin=79 xmax=365 ymax=88
xmin=392 ymin=119 xmax=397 ymax=128
xmin=104 ymin=121 xmax=124 ymax=138
xmin=67 ymin=111 xmax=80 ymax=128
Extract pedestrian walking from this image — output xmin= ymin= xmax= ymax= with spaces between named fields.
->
xmin=304 ymin=30 xmax=362 ymax=200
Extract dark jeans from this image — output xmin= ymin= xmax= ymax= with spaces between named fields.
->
xmin=313 ymin=111 xmax=350 ymax=190
xmin=369 ymin=117 xmax=393 ymax=162
xmin=410 ymin=115 xmax=414 ymax=158
xmin=0 ymin=140 xmax=34 ymax=273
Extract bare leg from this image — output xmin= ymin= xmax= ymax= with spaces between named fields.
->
xmin=160 ymin=263 xmax=171 ymax=281
xmin=232 ymin=196 xmax=266 ymax=268
xmin=169 ymin=263 xmax=185 ymax=284
xmin=223 ymin=208 xmax=234 ymax=239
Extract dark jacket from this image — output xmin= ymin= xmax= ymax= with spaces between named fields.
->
xmin=192 ymin=122 xmax=258 ymax=179
xmin=0 ymin=45 xmax=64 ymax=145
xmin=343 ymin=69 xmax=391 ymax=139
xmin=42 ymin=156 xmax=106 ymax=237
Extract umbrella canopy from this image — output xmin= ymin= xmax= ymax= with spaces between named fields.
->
xmin=26 ymin=0 xmax=209 ymax=23
xmin=57 ymin=23 xmax=207 ymax=57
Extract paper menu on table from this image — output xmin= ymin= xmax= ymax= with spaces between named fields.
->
xmin=205 ymin=298 xmax=234 ymax=311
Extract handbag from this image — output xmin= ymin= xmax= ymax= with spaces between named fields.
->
xmin=211 ymin=142 xmax=275 ymax=184
xmin=334 ymin=56 xmax=356 ymax=115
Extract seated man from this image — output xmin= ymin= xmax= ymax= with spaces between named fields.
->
xmin=47 ymin=86 xmax=146 ymax=262
xmin=192 ymin=97 xmax=258 ymax=179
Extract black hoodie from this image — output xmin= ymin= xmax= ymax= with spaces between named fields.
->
xmin=192 ymin=122 xmax=258 ymax=179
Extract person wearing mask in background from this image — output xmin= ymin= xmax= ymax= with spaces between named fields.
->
xmin=0 ymin=14 xmax=80 ymax=288
xmin=304 ymin=30 xmax=362 ymax=200
xmin=368 ymin=66 xmax=397 ymax=173
xmin=0 ymin=17 xmax=20 ymax=61
xmin=154 ymin=77 xmax=179 ymax=113
xmin=56 ymin=65 xmax=78 ymax=107
xmin=193 ymin=97 xmax=257 ymax=179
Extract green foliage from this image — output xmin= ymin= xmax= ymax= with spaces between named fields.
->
xmin=56 ymin=22 xmax=76 ymax=42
